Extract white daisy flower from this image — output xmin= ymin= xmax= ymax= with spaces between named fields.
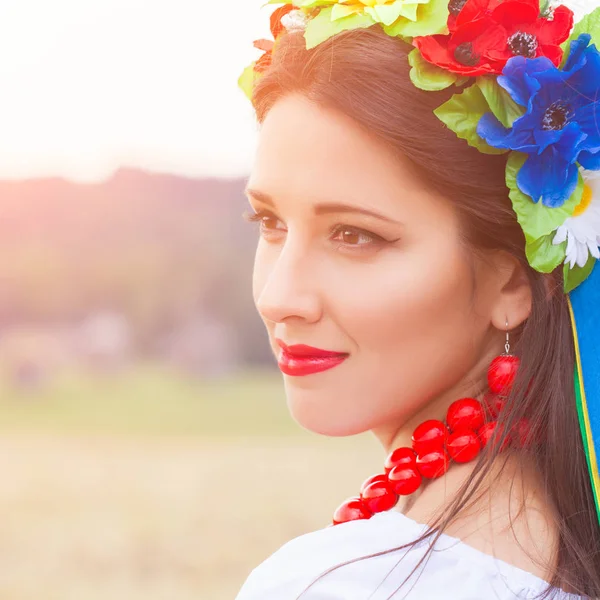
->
xmin=280 ymin=10 xmax=308 ymax=33
xmin=552 ymin=169 xmax=600 ymax=269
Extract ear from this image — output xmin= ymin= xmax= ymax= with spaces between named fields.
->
xmin=488 ymin=252 xmax=533 ymax=332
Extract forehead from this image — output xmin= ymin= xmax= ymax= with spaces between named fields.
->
xmin=251 ymin=95 xmax=402 ymax=201
xmin=249 ymin=94 xmax=452 ymax=224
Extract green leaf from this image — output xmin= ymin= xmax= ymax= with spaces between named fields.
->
xmin=525 ymin=234 xmax=566 ymax=273
xmin=304 ymin=6 xmax=375 ymax=49
xmin=238 ymin=63 xmax=258 ymax=102
xmin=332 ymin=3 xmax=361 ymax=19
xmin=564 ymin=257 xmax=596 ymax=294
xmin=408 ymin=48 xmax=462 ymax=91
xmin=560 ymin=6 xmax=600 ymax=63
xmin=434 ymin=84 xmax=508 ymax=155
xmin=365 ymin=1 xmax=410 ymax=26
xmin=383 ymin=0 xmax=449 ymax=38
xmin=476 ymin=76 xmax=525 ymax=128
xmin=505 ymin=152 xmax=582 ymax=241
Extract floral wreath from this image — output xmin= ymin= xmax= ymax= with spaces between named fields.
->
xmin=239 ymin=0 xmax=600 ymax=295
xmin=239 ymin=0 xmax=600 ymax=526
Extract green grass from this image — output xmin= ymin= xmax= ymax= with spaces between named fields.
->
xmin=0 ymin=365 xmax=300 ymax=438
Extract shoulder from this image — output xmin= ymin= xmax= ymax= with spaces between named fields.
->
xmin=405 ymin=451 xmax=559 ymax=582
xmin=236 ymin=507 xmax=561 ymax=600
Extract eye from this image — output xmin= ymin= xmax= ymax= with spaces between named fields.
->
xmin=330 ymin=225 xmax=384 ymax=248
xmin=242 ymin=209 xmax=286 ymax=233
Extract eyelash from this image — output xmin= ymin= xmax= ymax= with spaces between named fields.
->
xmin=242 ymin=209 xmax=387 ymax=252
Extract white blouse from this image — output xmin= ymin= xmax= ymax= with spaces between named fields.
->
xmin=235 ymin=510 xmax=582 ymax=599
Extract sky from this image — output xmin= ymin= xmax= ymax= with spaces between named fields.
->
xmin=0 ymin=0 xmax=270 ymax=182
xmin=0 ymin=0 xmax=593 ymax=183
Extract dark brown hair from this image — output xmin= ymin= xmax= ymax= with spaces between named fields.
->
xmin=248 ymin=25 xmax=600 ymax=598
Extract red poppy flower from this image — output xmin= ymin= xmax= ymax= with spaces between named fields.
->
xmin=414 ymin=0 xmax=574 ymax=76
xmin=447 ymin=0 xmax=501 ymax=32
xmin=253 ymin=5 xmax=296 ymax=74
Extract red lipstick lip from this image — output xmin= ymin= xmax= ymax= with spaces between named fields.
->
xmin=275 ymin=339 xmax=349 ymax=376
xmin=275 ymin=339 xmax=348 ymax=358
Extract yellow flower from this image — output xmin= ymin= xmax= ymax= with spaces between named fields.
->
xmin=330 ymin=0 xmax=429 ymax=27
xmin=292 ymin=0 xmax=448 ymax=48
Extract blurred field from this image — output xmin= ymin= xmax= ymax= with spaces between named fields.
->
xmin=0 ymin=366 xmax=295 ymax=438
xmin=0 ymin=366 xmax=381 ymax=600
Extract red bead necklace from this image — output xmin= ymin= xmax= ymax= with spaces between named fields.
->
xmin=332 ymin=353 xmax=527 ymax=526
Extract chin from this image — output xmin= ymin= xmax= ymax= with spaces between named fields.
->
xmin=285 ymin=386 xmax=370 ymax=437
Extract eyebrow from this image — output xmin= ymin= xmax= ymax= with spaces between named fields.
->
xmin=244 ymin=188 xmax=403 ymax=226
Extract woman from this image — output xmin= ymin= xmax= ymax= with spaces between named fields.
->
xmin=235 ymin=0 xmax=600 ymax=597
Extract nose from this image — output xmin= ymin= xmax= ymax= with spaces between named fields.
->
xmin=255 ymin=239 xmax=322 ymax=325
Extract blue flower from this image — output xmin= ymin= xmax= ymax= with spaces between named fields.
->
xmin=477 ymin=34 xmax=600 ymax=208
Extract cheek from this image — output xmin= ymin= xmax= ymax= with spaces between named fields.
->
xmin=334 ymin=251 xmax=486 ymax=417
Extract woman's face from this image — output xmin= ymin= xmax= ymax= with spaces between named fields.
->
xmin=246 ymin=94 xmax=507 ymax=441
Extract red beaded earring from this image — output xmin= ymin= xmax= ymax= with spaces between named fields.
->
xmin=487 ymin=318 xmax=520 ymax=395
